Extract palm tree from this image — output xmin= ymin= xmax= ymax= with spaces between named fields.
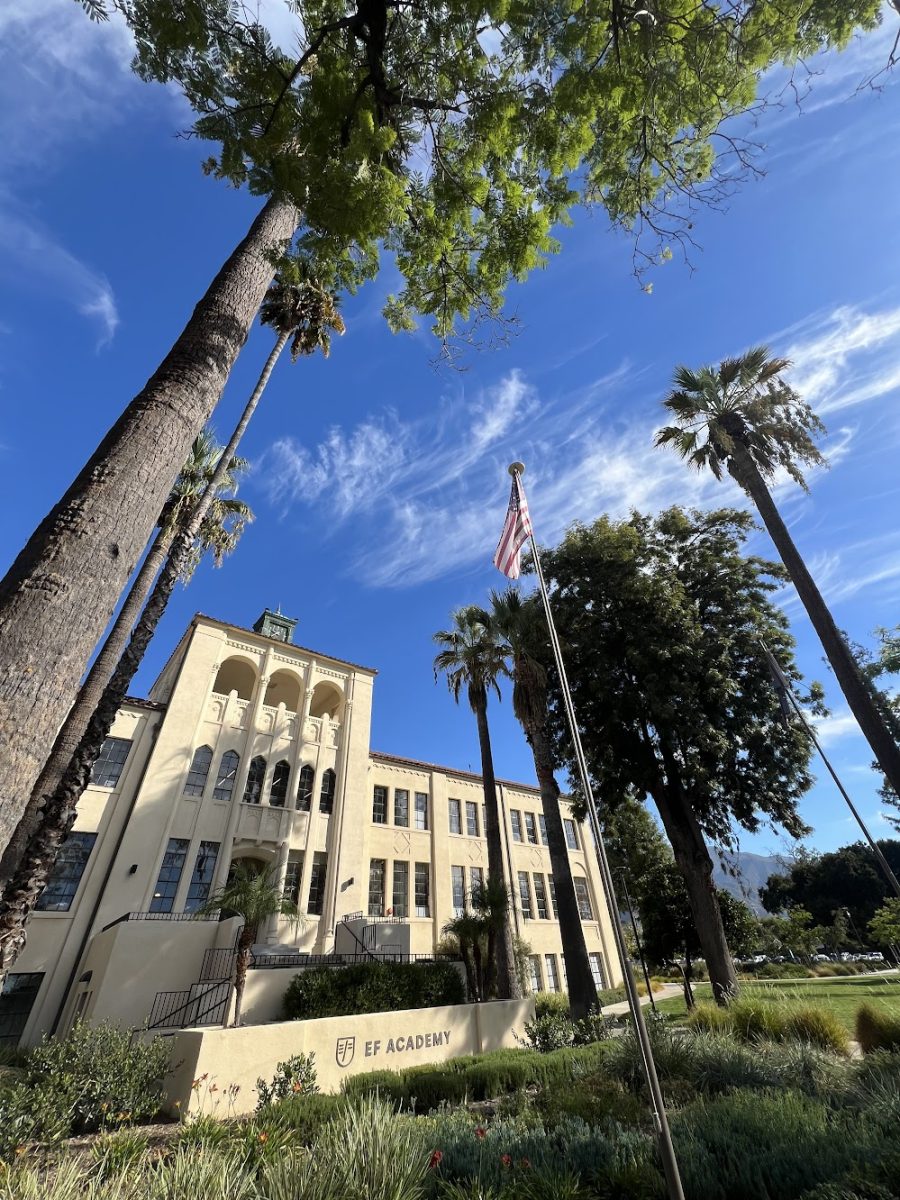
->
xmin=656 ymin=346 xmax=900 ymax=803
xmin=442 ymin=912 xmax=485 ymax=1001
xmin=193 ymin=862 xmax=302 ymax=1027
xmin=490 ymin=587 xmax=598 ymax=1019
xmin=433 ymin=607 xmax=522 ymax=1001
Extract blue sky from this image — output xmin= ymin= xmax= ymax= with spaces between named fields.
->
xmin=2 ymin=2 xmax=900 ymax=865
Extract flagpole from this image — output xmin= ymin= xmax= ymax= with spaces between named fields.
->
xmin=507 ymin=463 xmax=685 ymax=1200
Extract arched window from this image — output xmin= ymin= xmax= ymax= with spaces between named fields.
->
xmin=213 ymin=750 xmax=240 ymax=802
xmin=243 ymin=756 xmax=267 ymax=805
xmin=264 ymin=671 xmax=302 ymax=712
xmin=183 ymin=745 xmax=213 ymax=797
xmin=319 ymin=768 xmax=336 ymax=814
xmin=212 ymin=657 xmax=256 ymax=700
xmin=297 ymin=764 xmax=314 ymax=812
xmin=269 ymin=760 xmax=290 ymax=808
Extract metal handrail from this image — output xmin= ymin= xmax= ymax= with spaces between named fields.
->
xmin=250 ymin=951 xmax=461 ymax=970
xmin=148 ymin=980 xmax=230 ymax=1030
xmin=102 ymin=911 xmax=220 ymax=931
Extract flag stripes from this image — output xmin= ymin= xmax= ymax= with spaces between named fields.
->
xmin=493 ymin=473 xmax=533 ymax=579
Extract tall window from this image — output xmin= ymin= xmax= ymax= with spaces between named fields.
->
xmin=469 ymin=866 xmax=484 ymax=901
xmin=319 ymin=768 xmax=336 ymax=814
xmin=589 ymin=953 xmax=607 ymax=990
xmin=538 ymin=814 xmax=548 ymax=845
xmin=184 ymin=841 xmax=220 ymax=913
xmin=563 ymin=819 xmax=579 ymax=851
xmin=0 ymin=973 xmax=44 ymax=1047
xmin=394 ymin=788 xmax=409 ymax=827
xmin=510 ymin=810 xmax=523 ymax=842
xmin=243 ymin=756 xmax=266 ymax=805
xmin=283 ymin=853 xmax=303 ymax=906
xmin=465 ymin=801 xmax=479 ymax=837
xmin=183 ymin=745 xmax=213 ymax=797
xmin=451 ymin=866 xmax=466 ymax=916
xmin=34 ymin=832 xmax=97 ymax=912
xmin=372 ymin=785 xmax=388 ymax=824
xmin=296 ymin=764 xmax=314 ymax=811
xmin=547 ymin=875 xmax=559 ymax=918
xmin=518 ymin=871 xmax=532 ymax=919
xmin=448 ymin=798 xmax=462 ymax=835
xmin=574 ymin=877 xmax=594 ymax=920
xmin=544 ymin=954 xmax=560 ymax=992
xmin=90 ymin=737 xmax=132 ymax=788
xmin=269 ymin=761 xmax=290 ymax=808
xmin=308 ymin=853 xmax=328 ymax=915
xmin=414 ymin=793 xmax=429 ymax=830
xmin=149 ymin=838 xmax=189 ymax=913
xmin=368 ymin=859 xmax=386 ymax=917
xmin=560 ymin=955 xmax=568 ymax=991
xmin=524 ymin=812 xmax=539 ymax=844
xmin=533 ymin=874 xmax=549 ymax=919
xmin=414 ymin=863 xmax=430 ymax=917
xmin=213 ymin=750 xmax=239 ymax=802
xmin=528 ymin=955 xmax=542 ymax=993
xmin=392 ymin=861 xmax=408 ymax=918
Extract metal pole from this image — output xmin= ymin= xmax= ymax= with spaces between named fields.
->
xmin=509 ymin=463 xmax=685 ymax=1200
xmin=761 ymin=643 xmax=900 ymax=902
xmin=620 ymin=871 xmax=657 ymax=1015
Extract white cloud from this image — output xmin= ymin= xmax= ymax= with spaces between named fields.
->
xmin=814 ymin=710 xmax=861 ymax=748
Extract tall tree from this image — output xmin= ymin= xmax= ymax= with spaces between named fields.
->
xmin=656 ymin=346 xmax=900 ymax=802
xmin=541 ymin=507 xmax=819 ymax=1003
xmin=490 ymin=587 xmax=598 ymax=1019
xmin=433 ymin=606 xmax=521 ymax=1001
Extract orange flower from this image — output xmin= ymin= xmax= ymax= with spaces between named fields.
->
xmin=501 ymin=1154 xmax=512 ymax=1169
xmin=258 ymin=1132 xmax=269 ymax=1144
xmin=429 ymin=1150 xmax=443 ymax=1169
xmin=475 ymin=1127 xmax=486 ymax=1140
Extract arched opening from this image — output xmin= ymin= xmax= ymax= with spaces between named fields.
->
xmin=242 ymin=755 xmax=266 ymax=805
xmin=264 ymin=670 xmax=302 ymax=712
xmin=310 ymin=682 xmax=343 ymax=720
xmin=269 ymin=760 xmax=290 ymax=807
xmin=319 ymin=767 xmax=336 ymax=814
xmin=297 ymin=764 xmax=314 ymax=811
xmin=213 ymin=657 xmax=257 ymax=701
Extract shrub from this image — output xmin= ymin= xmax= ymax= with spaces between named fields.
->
xmin=534 ymin=992 xmax=569 ymax=1019
xmin=283 ymin=960 xmax=465 ymax=1020
xmin=89 ymin=1128 xmax=151 ymax=1180
xmin=255 ymin=1051 xmax=318 ymax=1110
xmin=257 ymin=1091 xmax=345 ymax=1141
xmin=856 ymin=1004 xmax=900 ymax=1054
xmin=757 ymin=962 xmax=811 ymax=980
xmin=520 ymin=1012 xmax=576 ymax=1053
xmin=687 ymin=995 xmax=849 ymax=1054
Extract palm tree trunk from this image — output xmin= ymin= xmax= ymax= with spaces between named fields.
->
xmin=0 ymin=330 xmax=291 ymax=973
xmin=472 ymin=692 xmax=521 ymax=1001
xmin=728 ymin=443 xmax=900 ymax=800
xmin=527 ymin=721 xmax=598 ymax=1019
xmin=233 ymin=930 xmax=254 ymax=1027
xmin=0 ymin=194 xmax=298 ymax=862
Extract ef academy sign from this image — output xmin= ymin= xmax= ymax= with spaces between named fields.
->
xmin=334 ymin=1026 xmax=452 ymax=1068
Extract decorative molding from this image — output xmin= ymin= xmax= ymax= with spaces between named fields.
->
xmin=224 ymin=640 xmax=263 ymax=657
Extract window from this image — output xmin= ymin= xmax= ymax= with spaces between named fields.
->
xmin=149 ymin=838 xmax=189 ymax=913
xmin=414 ymin=793 xmax=429 ymax=830
xmin=319 ymin=768 xmax=336 ymax=814
xmin=538 ymin=814 xmax=548 ymax=845
xmin=368 ymin=859 xmax=386 ymax=917
xmin=183 ymin=745 xmax=213 ymax=797
xmin=524 ymin=812 xmax=539 ymax=845
xmin=510 ymin=811 xmax=523 ymax=842
xmin=269 ymin=760 xmax=290 ymax=807
xmin=392 ymin=861 xmax=408 ymax=918
xmin=574 ymin=877 xmax=594 ymax=921
xmin=465 ymin=801 xmax=479 ymax=837
xmin=71 ymin=990 xmax=91 ymax=1027
xmin=394 ymin=788 xmax=409 ymax=827
xmin=451 ymin=866 xmax=466 ymax=916
xmin=283 ymin=854 xmax=303 ymax=906
xmin=372 ymin=785 xmax=388 ymax=824
xmin=563 ymin=819 xmax=579 ymax=851
xmin=544 ymin=954 xmax=560 ymax=992
xmin=34 ymin=832 xmax=97 ymax=912
xmin=528 ymin=955 xmax=542 ymax=993
xmin=414 ymin=862 xmax=430 ymax=917
xmin=308 ymin=853 xmax=328 ymax=915
xmin=213 ymin=750 xmax=239 ymax=802
xmin=559 ymin=955 xmax=568 ymax=990
xmin=184 ymin=841 xmax=220 ymax=913
xmin=90 ymin=737 xmax=132 ymax=788
xmin=296 ymin=764 xmax=314 ymax=811
xmin=0 ymin=973 xmax=44 ymax=1046
xmin=533 ymin=874 xmax=549 ymax=919
xmin=518 ymin=871 xmax=533 ymax=919
xmin=469 ymin=866 xmax=484 ymax=902
xmin=448 ymin=798 xmax=462 ymax=835
xmin=589 ymin=953 xmax=607 ymax=990
xmin=547 ymin=875 xmax=559 ymax=919
xmin=243 ymin=756 xmax=266 ymax=805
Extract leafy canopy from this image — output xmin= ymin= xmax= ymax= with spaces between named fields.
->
xmin=639 ymin=861 xmax=757 ymax=967
xmin=868 ymin=897 xmax=900 ymax=950
xmin=260 ymin=258 xmax=345 ymax=360
xmin=433 ymin=604 xmax=507 ymax=714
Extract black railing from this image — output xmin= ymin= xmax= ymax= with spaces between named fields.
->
xmin=148 ymin=980 xmax=230 ymax=1030
xmin=199 ymin=947 xmax=236 ymax=982
xmin=102 ymin=911 xmax=220 ymax=931
xmin=250 ymin=951 xmax=461 ymax=971
xmin=341 ymin=910 xmax=364 ymax=922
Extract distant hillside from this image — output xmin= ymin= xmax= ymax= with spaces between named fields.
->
xmin=713 ymin=851 xmax=785 ymax=914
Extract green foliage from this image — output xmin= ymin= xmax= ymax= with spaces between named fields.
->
xmin=254 ymin=1091 xmax=344 ymax=1141
xmin=534 ymin=992 xmax=569 ymax=1019
xmin=856 ymin=1003 xmax=900 ymax=1054
xmin=687 ymin=995 xmax=849 ymax=1053
xmin=89 ymin=1127 xmax=152 ymax=1181
xmin=283 ymin=959 xmax=464 ymax=1020
xmin=255 ymin=1051 xmax=319 ymax=1111
xmin=868 ymin=898 xmax=900 ymax=950
xmin=639 ymin=861 xmax=757 ymax=969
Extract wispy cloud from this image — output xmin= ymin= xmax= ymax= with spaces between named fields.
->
xmin=814 ymin=710 xmax=861 ymax=748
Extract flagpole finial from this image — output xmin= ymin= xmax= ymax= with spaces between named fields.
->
xmin=508 ymin=461 xmax=525 ymax=477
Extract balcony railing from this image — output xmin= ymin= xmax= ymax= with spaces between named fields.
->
xmin=102 ymin=911 xmax=220 ymax=932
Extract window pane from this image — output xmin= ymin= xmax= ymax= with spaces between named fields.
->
xmin=563 ymin=819 xmax=579 ymax=851
xmin=368 ymin=859 xmax=386 ymax=917
xmin=414 ymin=863 xmax=430 ymax=917
xmin=465 ymin=801 xmax=479 ymax=837
xmin=392 ymin=861 xmax=408 ymax=917
xmin=90 ymin=737 xmax=132 ymax=789
xmin=538 ymin=814 xmax=548 ymax=845
xmin=547 ymin=875 xmax=559 ymax=918
xmin=319 ymin=769 xmax=336 ymax=814
xmin=213 ymin=750 xmax=239 ymax=802
xmin=574 ymin=878 xmax=593 ymax=921
xmin=308 ymin=853 xmax=328 ymax=915
xmin=533 ymin=874 xmax=548 ymax=919
xmin=589 ymin=953 xmax=607 ymax=990
xmin=448 ymin=799 xmax=462 ymax=835
xmin=510 ymin=811 xmax=523 ymax=842
xmin=283 ymin=854 xmax=303 ymax=906
xmin=518 ymin=871 xmax=532 ymax=919
xmin=150 ymin=838 xmax=189 ymax=913
xmin=269 ymin=761 xmax=290 ymax=808
xmin=469 ymin=866 xmax=484 ymax=902
xmin=297 ymin=764 xmax=314 ymax=811
xmin=451 ymin=866 xmax=465 ymax=916
xmin=183 ymin=745 xmax=213 ymax=797
xmin=184 ymin=841 xmax=220 ymax=913
xmin=528 ymin=955 xmax=542 ymax=993
xmin=243 ymin=756 xmax=266 ymax=805
xmin=0 ymin=973 xmax=44 ymax=1047
xmin=35 ymin=832 xmax=97 ymax=912
xmin=544 ymin=954 xmax=560 ymax=992
xmin=524 ymin=812 xmax=538 ymax=845
xmin=414 ymin=793 xmax=429 ymax=830
xmin=394 ymin=788 xmax=409 ymax=827
xmin=372 ymin=785 xmax=388 ymax=824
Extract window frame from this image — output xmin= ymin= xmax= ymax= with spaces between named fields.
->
xmin=213 ymin=750 xmax=240 ymax=802
xmin=308 ymin=853 xmax=328 ymax=915
xmin=394 ymin=788 xmax=409 ymax=827
xmin=563 ymin=819 xmax=579 ymax=851
xmin=524 ymin=812 xmax=539 ymax=845
xmin=533 ymin=874 xmax=549 ymax=919
xmin=517 ymin=870 xmax=533 ymax=919
xmin=34 ymin=831 xmax=98 ymax=913
xmin=283 ymin=853 xmax=304 ymax=906
xmin=574 ymin=877 xmax=594 ymax=921
xmin=372 ymin=785 xmax=388 ymax=825
xmin=451 ymin=865 xmax=466 ymax=916
xmin=149 ymin=837 xmax=189 ymax=914
xmin=510 ymin=810 xmax=523 ymax=842
xmin=90 ymin=736 xmax=132 ymax=789
xmin=414 ymin=862 xmax=430 ymax=917
xmin=296 ymin=763 xmax=314 ymax=811
xmin=269 ymin=760 xmax=291 ymax=808
xmin=448 ymin=798 xmax=462 ymax=836
xmin=414 ymin=792 xmax=429 ymax=830
xmin=544 ymin=954 xmax=560 ymax=992
xmin=368 ymin=858 xmax=386 ymax=917
xmin=184 ymin=841 xmax=220 ymax=913
xmin=183 ymin=745 xmax=213 ymax=798
xmin=242 ymin=755 xmax=267 ymax=805
xmin=319 ymin=768 xmax=336 ymax=814
xmin=392 ymin=861 xmax=409 ymax=918
xmin=465 ymin=801 xmax=479 ymax=838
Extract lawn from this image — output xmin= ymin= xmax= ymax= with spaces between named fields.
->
xmin=653 ymin=971 xmax=900 ymax=1031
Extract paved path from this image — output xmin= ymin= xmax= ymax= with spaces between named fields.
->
xmin=601 ymin=982 xmax=683 ymax=1017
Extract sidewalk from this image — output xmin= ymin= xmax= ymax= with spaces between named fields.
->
xmin=601 ymin=982 xmax=683 ymax=1017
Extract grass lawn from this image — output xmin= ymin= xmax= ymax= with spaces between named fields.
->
xmin=652 ymin=971 xmax=900 ymax=1031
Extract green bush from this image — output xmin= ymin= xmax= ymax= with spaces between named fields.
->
xmin=256 ymin=1091 xmax=345 ymax=1141
xmin=756 ymin=962 xmax=812 ymax=980
xmin=534 ymin=991 xmax=569 ymax=1018
xmin=255 ymin=1051 xmax=318 ymax=1110
xmin=856 ymin=1004 xmax=900 ymax=1054
xmin=520 ymin=1012 xmax=576 ymax=1053
xmin=283 ymin=960 xmax=465 ymax=1020
xmin=687 ymin=995 xmax=849 ymax=1054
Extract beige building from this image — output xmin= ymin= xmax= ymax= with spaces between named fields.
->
xmin=1 ymin=610 xmax=619 ymax=1048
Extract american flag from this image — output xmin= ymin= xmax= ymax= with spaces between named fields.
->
xmin=493 ymin=472 xmax=533 ymax=579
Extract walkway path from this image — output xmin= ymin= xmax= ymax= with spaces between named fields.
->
xmin=601 ymin=982 xmax=683 ymax=1017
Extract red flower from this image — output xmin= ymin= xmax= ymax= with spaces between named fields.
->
xmin=429 ymin=1150 xmax=443 ymax=1170
xmin=475 ymin=1127 xmax=486 ymax=1140
xmin=501 ymin=1154 xmax=512 ymax=1169
xmin=520 ymin=1157 xmax=531 ymax=1169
